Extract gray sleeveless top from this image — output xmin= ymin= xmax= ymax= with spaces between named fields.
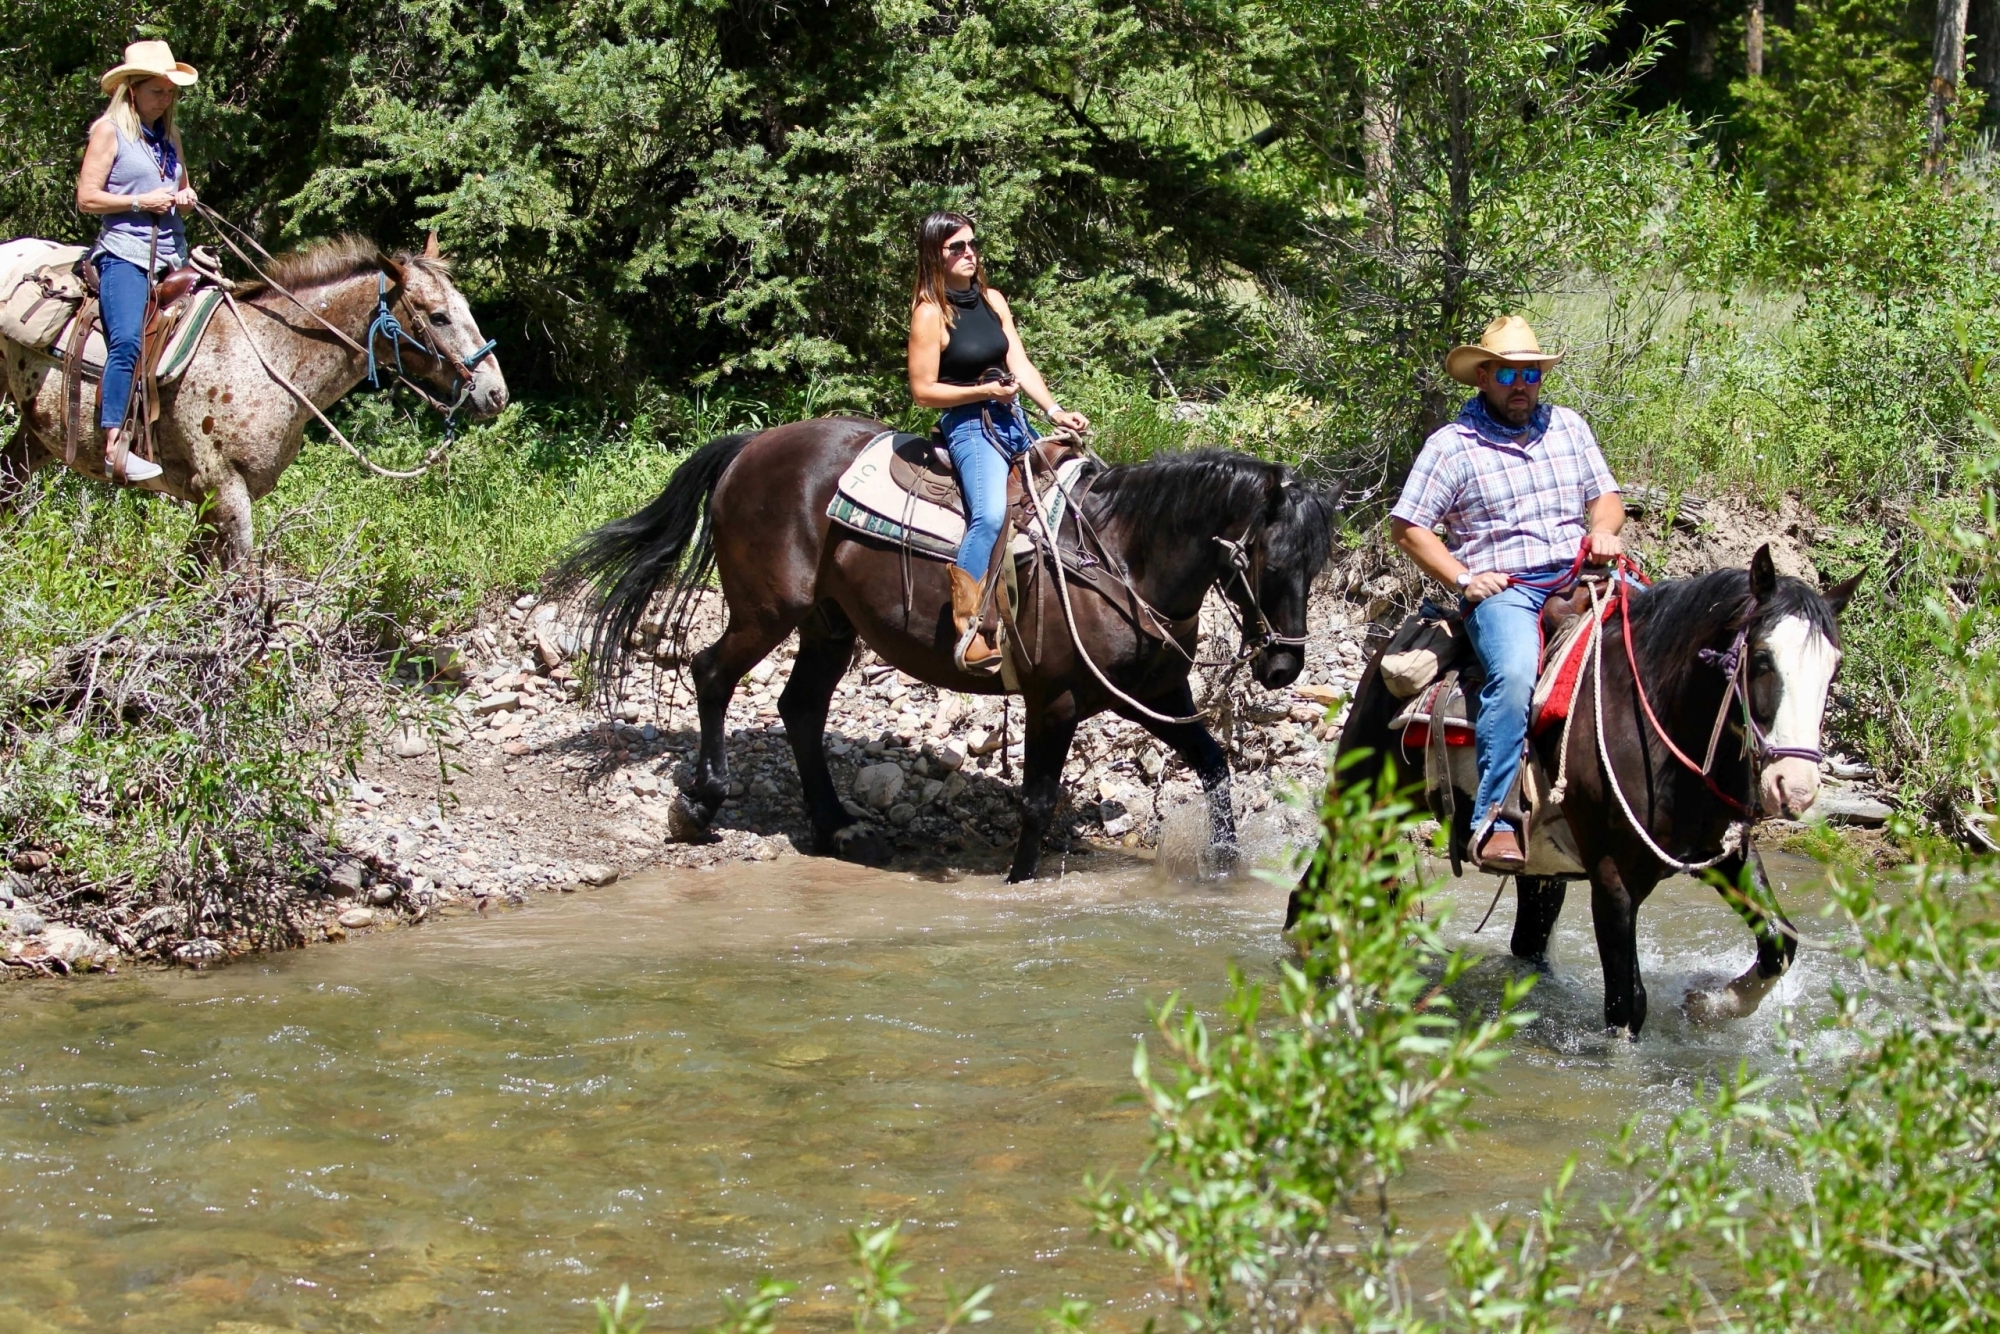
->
xmin=90 ymin=124 xmax=186 ymax=274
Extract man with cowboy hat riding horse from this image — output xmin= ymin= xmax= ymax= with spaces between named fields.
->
xmin=1389 ymin=315 xmax=1626 ymax=872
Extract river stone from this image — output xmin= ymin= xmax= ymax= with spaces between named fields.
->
xmin=1811 ymin=789 xmax=1893 ymax=827
xmin=10 ymin=907 xmax=47 ymax=936
xmin=338 ymin=908 xmax=377 ymax=929
xmin=576 ymin=863 xmax=618 ymax=887
xmin=920 ymin=779 xmax=945 ymax=806
xmin=42 ymin=925 xmax=114 ymax=967
xmin=631 ymin=773 xmax=661 ymax=796
xmin=853 ymin=762 xmax=905 ymax=810
xmin=390 ymin=727 xmax=430 ymax=759
xmin=887 ymin=803 xmax=916 ymax=827
xmin=174 ymin=937 xmax=226 ymax=967
xmin=369 ymin=885 xmax=397 ymax=906
xmin=473 ymin=692 xmax=521 ymax=717
xmin=932 ymin=740 xmax=967 ymax=772
xmin=329 ymin=860 xmax=367 ymax=893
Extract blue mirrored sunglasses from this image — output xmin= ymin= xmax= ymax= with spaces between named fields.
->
xmin=1494 ymin=366 xmax=1543 ymax=386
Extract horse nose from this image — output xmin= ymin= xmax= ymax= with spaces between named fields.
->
xmin=1255 ymin=649 xmax=1303 ymax=689
xmin=1761 ymin=759 xmax=1820 ymax=819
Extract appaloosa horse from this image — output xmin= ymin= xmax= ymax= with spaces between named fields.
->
xmin=0 ymin=235 xmax=508 ymax=565
xmin=1291 ymin=545 xmax=1862 ymax=1037
xmin=551 ymin=420 xmax=1337 ymax=881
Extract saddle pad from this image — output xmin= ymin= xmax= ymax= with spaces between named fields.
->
xmin=1530 ymin=597 xmax=1616 ymax=735
xmin=1389 ymin=679 xmax=1474 ymax=748
xmin=49 ymin=287 xmax=225 ymax=386
xmin=827 ymin=430 xmax=1087 ymax=562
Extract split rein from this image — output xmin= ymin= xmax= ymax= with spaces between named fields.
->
xmin=1010 ymin=428 xmax=1300 ymax=729
xmin=191 ymin=203 xmax=495 ymax=479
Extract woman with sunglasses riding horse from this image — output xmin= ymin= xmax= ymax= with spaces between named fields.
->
xmin=1389 ymin=315 xmax=1627 ymax=872
xmin=73 ymin=41 xmax=201 ymax=487
xmin=906 ymin=211 xmax=1090 ymax=672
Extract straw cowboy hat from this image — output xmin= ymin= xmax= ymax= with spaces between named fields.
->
xmin=1444 ymin=315 xmax=1564 ymax=386
xmin=100 ymin=41 xmax=199 ymax=95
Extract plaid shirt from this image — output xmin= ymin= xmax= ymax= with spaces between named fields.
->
xmin=1390 ymin=404 xmax=1620 ymax=575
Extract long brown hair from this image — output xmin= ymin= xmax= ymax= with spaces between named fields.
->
xmin=911 ymin=210 xmax=988 ymax=327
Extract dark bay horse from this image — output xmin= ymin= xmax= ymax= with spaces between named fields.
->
xmin=1292 ymin=545 xmax=1862 ymax=1036
xmin=552 ymin=417 xmax=1337 ymax=880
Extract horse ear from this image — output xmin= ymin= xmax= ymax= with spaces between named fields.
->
xmin=423 ymin=230 xmax=441 ymax=260
xmin=1821 ymin=568 xmax=1864 ymax=617
xmin=1750 ymin=543 xmax=1778 ymax=601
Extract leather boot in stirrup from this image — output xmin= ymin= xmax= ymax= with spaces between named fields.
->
xmin=948 ymin=565 xmax=1002 ymax=674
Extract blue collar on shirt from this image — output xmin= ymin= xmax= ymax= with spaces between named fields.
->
xmin=1457 ymin=394 xmax=1551 ymax=447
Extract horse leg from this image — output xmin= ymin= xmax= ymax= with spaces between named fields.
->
xmin=1122 ymin=682 xmax=1238 ymax=877
xmin=1686 ymin=846 xmax=1799 ymax=1023
xmin=1006 ymin=695 xmax=1080 ymax=883
xmin=1588 ymin=859 xmax=1658 ymax=1037
xmin=195 ymin=470 xmax=255 ymax=571
xmin=1510 ymin=876 xmax=1568 ymax=969
xmin=0 ymin=420 xmax=47 ymax=512
xmin=674 ymin=607 xmax=795 ymax=841
xmin=778 ymin=608 xmax=888 ymax=865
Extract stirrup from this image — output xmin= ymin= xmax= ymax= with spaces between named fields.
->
xmin=954 ymin=624 xmax=1002 ymax=675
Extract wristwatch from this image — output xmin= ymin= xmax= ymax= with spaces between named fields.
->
xmin=1455 ymin=571 xmax=1473 ymax=590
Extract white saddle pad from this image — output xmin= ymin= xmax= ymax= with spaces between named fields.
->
xmin=826 ymin=430 xmax=1088 ymax=561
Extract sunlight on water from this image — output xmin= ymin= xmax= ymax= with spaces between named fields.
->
xmin=0 ymin=842 xmax=1851 ymax=1331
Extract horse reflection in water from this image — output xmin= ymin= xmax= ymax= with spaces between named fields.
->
xmin=551 ymin=418 xmax=1338 ymax=883
xmin=1296 ymin=544 xmax=1863 ymax=1038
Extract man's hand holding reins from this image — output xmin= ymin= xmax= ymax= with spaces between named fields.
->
xmin=1463 ymin=571 xmax=1511 ymax=603
xmin=1584 ymin=528 xmax=1624 ymax=564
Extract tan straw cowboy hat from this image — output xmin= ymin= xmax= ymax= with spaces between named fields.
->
xmin=100 ymin=41 xmax=199 ymax=95
xmin=1444 ymin=314 xmax=1564 ymax=386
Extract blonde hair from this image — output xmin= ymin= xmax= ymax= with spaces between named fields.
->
xmin=98 ymin=78 xmax=183 ymax=158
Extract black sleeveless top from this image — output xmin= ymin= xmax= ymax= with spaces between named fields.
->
xmin=936 ymin=286 xmax=1011 ymax=385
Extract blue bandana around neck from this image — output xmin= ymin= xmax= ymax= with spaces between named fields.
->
xmin=139 ymin=119 xmax=179 ymax=189
xmin=1458 ymin=393 xmax=1551 ymax=446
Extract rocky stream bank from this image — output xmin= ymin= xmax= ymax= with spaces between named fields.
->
xmin=1 ymin=513 xmax=1896 ymax=976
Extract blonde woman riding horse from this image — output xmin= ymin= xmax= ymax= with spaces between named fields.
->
xmin=76 ymin=40 xmax=202 ymax=486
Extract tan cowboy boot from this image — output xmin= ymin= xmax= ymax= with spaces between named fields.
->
xmin=948 ymin=566 xmax=1001 ymax=673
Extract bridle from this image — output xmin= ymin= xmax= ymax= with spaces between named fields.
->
xmin=1213 ymin=526 xmax=1309 ymax=659
xmin=365 ymin=270 xmax=499 ymax=418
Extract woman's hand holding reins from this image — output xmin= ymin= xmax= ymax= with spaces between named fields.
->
xmin=173 ymin=186 xmax=198 ymax=211
xmin=133 ymin=187 xmax=176 ymax=214
xmin=1050 ymin=408 xmax=1090 ymax=432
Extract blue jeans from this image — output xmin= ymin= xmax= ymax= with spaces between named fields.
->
xmin=1462 ymin=566 xmax=1570 ymax=839
xmin=96 ymin=255 xmax=150 ymax=431
xmin=940 ymin=400 xmax=1033 ymax=578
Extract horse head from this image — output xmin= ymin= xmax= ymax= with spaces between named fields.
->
xmin=1738 ymin=544 xmax=1864 ymax=818
xmin=381 ymin=235 xmax=509 ymax=420
xmin=1233 ymin=471 xmax=1338 ymax=689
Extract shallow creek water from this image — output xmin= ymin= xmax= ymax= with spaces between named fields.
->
xmin=0 ymin=839 xmax=1857 ymax=1332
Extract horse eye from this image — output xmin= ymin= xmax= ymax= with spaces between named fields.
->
xmin=1751 ymin=650 xmax=1775 ymax=673
xmin=428 ymin=311 xmax=451 ymax=327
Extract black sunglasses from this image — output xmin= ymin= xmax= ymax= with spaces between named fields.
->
xmin=944 ymin=238 xmax=979 ymax=257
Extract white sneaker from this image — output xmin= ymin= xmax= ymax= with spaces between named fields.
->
xmin=110 ymin=453 xmax=164 ymax=484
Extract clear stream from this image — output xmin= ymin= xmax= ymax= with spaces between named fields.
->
xmin=0 ymin=834 xmax=1857 ymax=1332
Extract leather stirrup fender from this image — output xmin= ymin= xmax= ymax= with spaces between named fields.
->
xmin=62 ymin=295 xmax=99 ymax=469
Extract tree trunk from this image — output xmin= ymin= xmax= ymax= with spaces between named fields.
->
xmin=1747 ymin=0 xmax=1765 ymax=77
xmin=1971 ymin=0 xmax=2000 ymax=123
xmin=1928 ymin=0 xmax=1972 ymax=172
xmin=1360 ymin=76 xmax=1398 ymax=227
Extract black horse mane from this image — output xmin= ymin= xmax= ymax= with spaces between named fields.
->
xmin=1627 ymin=566 xmax=1841 ymax=697
xmin=1085 ymin=449 xmax=1336 ymax=570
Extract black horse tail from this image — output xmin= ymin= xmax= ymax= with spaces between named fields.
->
xmin=547 ymin=432 xmax=752 ymax=696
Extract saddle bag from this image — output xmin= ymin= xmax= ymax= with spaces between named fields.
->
xmin=0 ymin=257 xmax=88 ymax=348
xmin=1379 ymin=604 xmax=1466 ymax=699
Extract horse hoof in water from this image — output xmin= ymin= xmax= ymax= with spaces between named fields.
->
xmin=1684 ymin=963 xmax=1782 ymax=1025
xmin=667 ymin=794 xmax=715 ymax=843
xmin=828 ymin=823 xmax=892 ymax=867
